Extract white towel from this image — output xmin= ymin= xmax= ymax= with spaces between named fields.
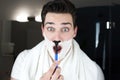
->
xmin=11 ymin=39 xmax=104 ymax=80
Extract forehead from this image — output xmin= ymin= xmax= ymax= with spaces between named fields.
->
xmin=45 ymin=13 xmax=73 ymax=23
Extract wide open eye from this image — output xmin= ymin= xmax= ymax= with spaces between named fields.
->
xmin=61 ymin=27 xmax=69 ymax=32
xmin=47 ymin=27 xmax=55 ymax=32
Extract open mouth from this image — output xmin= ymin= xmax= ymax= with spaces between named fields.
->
xmin=53 ymin=46 xmax=62 ymax=53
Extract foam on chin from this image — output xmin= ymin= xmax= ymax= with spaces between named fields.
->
xmin=43 ymin=33 xmax=73 ymax=60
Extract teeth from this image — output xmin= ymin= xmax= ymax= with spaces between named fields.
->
xmin=53 ymin=46 xmax=62 ymax=53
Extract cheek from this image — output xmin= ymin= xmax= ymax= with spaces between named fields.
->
xmin=42 ymin=30 xmax=52 ymax=40
xmin=45 ymin=33 xmax=53 ymax=40
xmin=43 ymin=31 xmax=75 ymax=41
xmin=61 ymin=32 xmax=75 ymax=40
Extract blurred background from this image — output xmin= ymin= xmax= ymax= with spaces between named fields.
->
xmin=0 ymin=0 xmax=120 ymax=80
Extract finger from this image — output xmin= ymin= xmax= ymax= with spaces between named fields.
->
xmin=45 ymin=62 xmax=57 ymax=78
xmin=51 ymin=67 xmax=61 ymax=80
xmin=58 ymin=75 xmax=64 ymax=80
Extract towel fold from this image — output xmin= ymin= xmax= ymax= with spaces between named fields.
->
xmin=11 ymin=39 xmax=104 ymax=80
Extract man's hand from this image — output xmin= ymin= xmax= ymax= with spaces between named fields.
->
xmin=40 ymin=62 xmax=64 ymax=80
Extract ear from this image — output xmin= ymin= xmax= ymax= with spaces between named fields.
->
xmin=41 ymin=24 xmax=44 ymax=37
xmin=73 ymin=26 xmax=78 ymax=37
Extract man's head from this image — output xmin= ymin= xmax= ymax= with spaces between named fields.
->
xmin=41 ymin=0 xmax=77 ymax=27
xmin=41 ymin=0 xmax=77 ymax=41
xmin=41 ymin=0 xmax=78 ymax=56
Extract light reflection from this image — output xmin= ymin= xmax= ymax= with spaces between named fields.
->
xmin=16 ymin=12 xmax=29 ymax=22
xmin=35 ymin=15 xmax=42 ymax=22
xmin=12 ymin=7 xmax=30 ymax=22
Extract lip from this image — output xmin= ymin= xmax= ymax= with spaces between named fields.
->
xmin=53 ymin=46 xmax=62 ymax=53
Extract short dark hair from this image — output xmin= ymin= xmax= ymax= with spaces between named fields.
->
xmin=41 ymin=0 xmax=77 ymax=27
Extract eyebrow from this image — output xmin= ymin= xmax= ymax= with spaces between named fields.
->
xmin=44 ymin=22 xmax=72 ymax=26
xmin=45 ymin=22 xmax=55 ymax=25
xmin=61 ymin=22 xmax=72 ymax=26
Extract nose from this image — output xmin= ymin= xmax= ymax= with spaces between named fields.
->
xmin=53 ymin=31 xmax=62 ymax=41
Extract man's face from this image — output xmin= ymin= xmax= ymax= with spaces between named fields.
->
xmin=42 ymin=12 xmax=77 ymax=41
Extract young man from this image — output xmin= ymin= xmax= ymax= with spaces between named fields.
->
xmin=11 ymin=0 xmax=104 ymax=80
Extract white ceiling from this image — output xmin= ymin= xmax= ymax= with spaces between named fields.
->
xmin=0 ymin=0 xmax=120 ymax=21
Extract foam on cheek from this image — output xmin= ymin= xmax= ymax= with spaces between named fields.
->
xmin=44 ymin=33 xmax=73 ymax=60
